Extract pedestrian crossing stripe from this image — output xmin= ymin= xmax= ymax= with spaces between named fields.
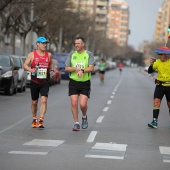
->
xmin=8 ymin=151 xmax=48 ymax=155
xmin=85 ymin=142 xmax=127 ymax=160
xmin=159 ymin=146 xmax=170 ymax=163
xmin=23 ymin=139 xmax=65 ymax=147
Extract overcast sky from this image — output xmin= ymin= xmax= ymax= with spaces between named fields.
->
xmin=120 ymin=0 xmax=164 ymax=50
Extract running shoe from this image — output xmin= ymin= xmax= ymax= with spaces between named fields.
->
xmin=72 ymin=123 xmax=80 ymax=131
xmin=32 ymin=118 xmax=39 ymax=128
xmin=82 ymin=116 xmax=88 ymax=129
xmin=148 ymin=119 xmax=158 ymax=128
xmin=38 ymin=119 xmax=44 ymax=128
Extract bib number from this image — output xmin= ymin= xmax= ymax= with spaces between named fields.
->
xmin=37 ymin=68 xmax=47 ymax=79
xmin=74 ymin=62 xmax=85 ymax=69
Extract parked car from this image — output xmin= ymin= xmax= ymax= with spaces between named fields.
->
xmin=12 ymin=55 xmax=27 ymax=92
xmin=20 ymin=56 xmax=31 ymax=86
xmin=0 ymin=54 xmax=19 ymax=95
xmin=51 ymin=59 xmax=61 ymax=84
xmin=53 ymin=53 xmax=69 ymax=79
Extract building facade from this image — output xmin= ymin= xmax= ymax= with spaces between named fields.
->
xmin=153 ymin=0 xmax=170 ymax=44
xmin=107 ymin=0 xmax=129 ymax=46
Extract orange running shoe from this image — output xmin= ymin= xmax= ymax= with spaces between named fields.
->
xmin=38 ymin=119 xmax=44 ymax=128
xmin=32 ymin=118 xmax=39 ymax=128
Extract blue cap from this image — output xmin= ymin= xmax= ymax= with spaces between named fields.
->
xmin=36 ymin=37 xmax=49 ymax=43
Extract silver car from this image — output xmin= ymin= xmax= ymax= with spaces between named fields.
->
xmin=12 ymin=55 xmax=27 ymax=92
xmin=20 ymin=56 xmax=31 ymax=86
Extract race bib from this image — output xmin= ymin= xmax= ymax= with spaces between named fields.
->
xmin=74 ymin=62 xmax=85 ymax=69
xmin=37 ymin=68 xmax=47 ymax=79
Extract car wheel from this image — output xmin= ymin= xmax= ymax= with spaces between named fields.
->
xmin=23 ymin=85 xmax=26 ymax=91
xmin=19 ymin=83 xmax=24 ymax=93
xmin=5 ymin=82 xmax=14 ymax=96
xmin=13 ymin=86 xmax=17 ymax=94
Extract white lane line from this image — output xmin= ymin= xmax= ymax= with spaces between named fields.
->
xmin=103 ymin=107 xmax=109 ymax=112
xmin=107 ymin=100 xmax=112 ymax=104
xmin=8 ymin=151 xmax=48 ymax=155
xmin=0 ymin=97 xmax=67 ymax=134
xmin=85 ymin=154 xmax=124 ymax=160
xmin=0 ymin=115 xmax=31 ymax=134
xmin=110 ymin=96 xmax=114 ymax=99
xmin=112 ymin=92 xmax=115 ymax=95
xmin=96 ymin=116 xmax=104 ymax=123
xmin=86 ymin=131 xmax=98 ymax=143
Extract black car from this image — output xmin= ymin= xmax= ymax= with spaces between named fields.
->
xmin=0 ymin=55 xmax=19 ymax=95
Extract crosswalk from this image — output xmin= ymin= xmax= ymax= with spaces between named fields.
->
xmin=7 ymin=138 xmax=170 ymax=163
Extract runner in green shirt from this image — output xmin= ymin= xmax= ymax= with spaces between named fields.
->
xmin=65 ymin=37 xmax=94 ymax=131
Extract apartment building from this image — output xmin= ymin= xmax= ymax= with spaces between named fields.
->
xmin=71 ymin=0 xmax=109 ymax=32
xmin=153 ymin=0 xmax=170 ymax=44
xmin=107 ymin=0 xmax=129 ymax=46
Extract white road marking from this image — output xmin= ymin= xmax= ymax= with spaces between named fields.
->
xmin=23 ymin=139 xmax=64 ymax=147
xmin=92 ymin=143 xmax=127 ymax=151
xmin=86 ymin=142 xmax=127 ymax=160
xmin=163 ymin=160 xmax=170 ymax=163
xmin=159 ymin=146 xmax=170 ymax=163
xmin=112 ymin=92 xmax=115 ymax=95
xmin=96 ymin=116 xmax=104 ymax=123
xmin=110 ymin=96 xmax=114 ymax=99
xmin=159 ymin=146 xmax=170 ymax=154
xmin=8 ymin=151 xmax=48 ymax=155
xmin=107 ymin=100 xmax=112 ymax=104
xmin=103 ymin=107 xmax=109 ymax=112
xmin=0 ymin=115 xmax=31 ymax=134
xmin=86 ymin=131 xmax=98 ymax=143
xmin=85 ymin=154 xmax=124 ymax=160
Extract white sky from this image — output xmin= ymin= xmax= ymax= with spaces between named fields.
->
xmin=111 ymin=0 xmax=164 ymax=50
xmin=127 ymin=0 xmax=164 ymax=49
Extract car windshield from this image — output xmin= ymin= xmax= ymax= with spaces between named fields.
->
xmin=13 ymin=57 xmax=22 ymax=68
xmin=0 ymin=55 xmax=10 ymax=67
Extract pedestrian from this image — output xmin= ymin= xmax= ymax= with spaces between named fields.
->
xmin=65 ymin=36 xmax=95 ymax=131
xmin=98 ymin=58 xmax=106 ymax=84
xmin=118 ymin=62 xmax=123 ymax=73
xmin=147 ymin=46 xmax=170 ymax=129
xmin=24 ymin=36 xmax=54 ymax=128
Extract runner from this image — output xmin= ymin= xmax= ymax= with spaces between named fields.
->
xmin=24 ymin=37 xmax=54 ymax=128
xmin=65 ymin=36 xmax=95 ymax=131
xmin=147 ymin=46 xmax=170 ymax=128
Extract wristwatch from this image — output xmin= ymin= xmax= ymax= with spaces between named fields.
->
xmin=81 ymin=69 xmax=84 ymax=73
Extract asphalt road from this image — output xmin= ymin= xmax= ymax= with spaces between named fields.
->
xmin=0 ymin=67 xmax=170 ymax=170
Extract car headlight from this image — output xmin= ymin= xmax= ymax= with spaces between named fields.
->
xmin=1 ymin=70 xmax=12 ymax=77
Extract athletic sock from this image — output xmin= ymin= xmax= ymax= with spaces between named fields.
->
xmin=153 ymin=107 xmax=159 ymax=121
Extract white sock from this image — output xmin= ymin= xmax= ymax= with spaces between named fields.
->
xmin=75 ymin=122 xmax=79 ymax=124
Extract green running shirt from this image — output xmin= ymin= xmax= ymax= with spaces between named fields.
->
xmin=65 ymin=50 xmax=94 ymax=82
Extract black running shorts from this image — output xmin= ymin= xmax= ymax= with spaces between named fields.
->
xmin=30 ymin=81 xmax=49 ymax=100
xmin=154 ymin=85 xmax=170 ymax=101
xmin=69 ymin=79 xmax=91 ymax=98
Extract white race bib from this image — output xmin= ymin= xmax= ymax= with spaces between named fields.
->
xmin=37 ymin=68 xmax=47 ymax=79
xmin=74 ymin=62 xmax=85 ymax=69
